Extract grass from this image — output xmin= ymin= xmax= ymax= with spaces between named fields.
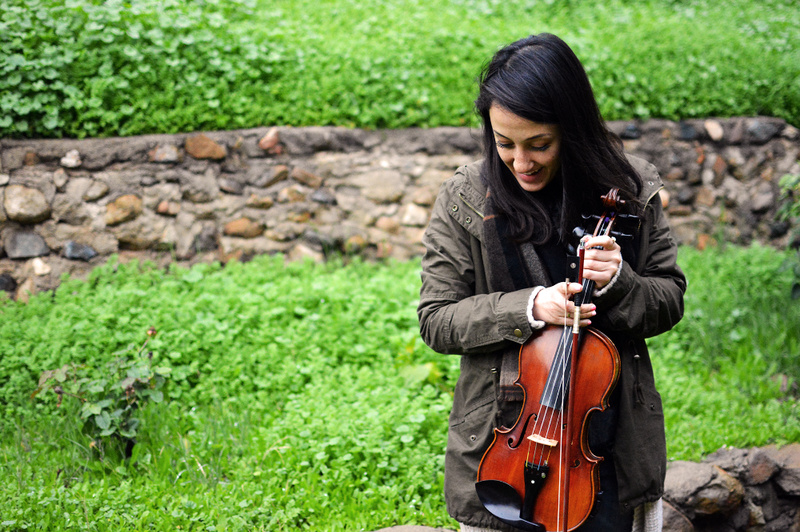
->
xmin=1 ymin=257 xmax=457 ymax=530
xmin=1 ymin=0 xmax=798 ymax=138
xmin=651 ymin=244 xmax=800 ymax=460
xmin=1 ymin=244 xmax=799 ymax=529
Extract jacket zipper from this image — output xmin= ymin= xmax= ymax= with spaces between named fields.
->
xmin=631 ymin=339 xmax=646 ymax=406
xmin=458 ymin=192 xmax=484 ymax=218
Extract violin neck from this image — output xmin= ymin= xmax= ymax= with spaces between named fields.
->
xmin=577 ymin=277 xmax=595 ymax=307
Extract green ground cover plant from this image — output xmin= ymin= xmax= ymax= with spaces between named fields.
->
xmin=1 ymin=0 xmax=798 ymax=138
xmin=1 ymin=245 xmax=799 ymax=530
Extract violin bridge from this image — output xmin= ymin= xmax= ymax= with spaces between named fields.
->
xmin=528 ymin=433 xmax=558 ymax=447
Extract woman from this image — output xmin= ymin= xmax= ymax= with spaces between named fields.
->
xmin=417 ymin=33 xmax=686 ymax=532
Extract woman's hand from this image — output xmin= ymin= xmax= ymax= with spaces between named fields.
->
xmin=532 ymin=282 xmax=595 ymax=327
xmin=581 ymin=235 xmax=622 ymax=289
xmin=531 ymin=236 xmax=623 ymax=327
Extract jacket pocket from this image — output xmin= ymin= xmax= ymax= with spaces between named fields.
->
xmin=445 ymin=397 xmax=504 ymax=525
xmin=449 ymin=396 xmax=496 ymax=453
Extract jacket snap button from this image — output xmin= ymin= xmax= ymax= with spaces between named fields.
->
xmin=470 ymin=434 xmax=477 ymax=442
xmin=514 ymin=328 xmax=523 ymax=338
xmin=452 ymin=205 xmax=459 ymax=212
xmin=465 ymin=216 xmax=471 ymax=224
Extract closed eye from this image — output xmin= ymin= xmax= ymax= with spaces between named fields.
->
xmin=495 ymin=141 xmax=550 ymax=152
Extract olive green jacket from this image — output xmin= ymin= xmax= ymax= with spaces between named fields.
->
xmin=417 ymin=156 xmax=686 ymax=530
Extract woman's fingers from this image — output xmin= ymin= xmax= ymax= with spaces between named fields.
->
xmin=581 ymin=235 xmax=622 ymax=288
xmin=532 ymin=282 xmax=596 ymax=327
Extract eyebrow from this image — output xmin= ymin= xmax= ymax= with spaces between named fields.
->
xmin=493 ymin=130 xmax=553 ymax=141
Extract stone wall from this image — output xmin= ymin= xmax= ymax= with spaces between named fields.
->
xmin=663 ymin=444 xmax=800 ymax=532
xmin=1 ymin=117 xmax=799 ymax=300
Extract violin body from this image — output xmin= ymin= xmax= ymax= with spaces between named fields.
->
xmin=476 ymin=325 xmax=620 ymax=532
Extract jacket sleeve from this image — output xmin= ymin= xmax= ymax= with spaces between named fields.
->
xmin=593 ymin=190 xmax=687 ymax=339
xmin=417 ymin=179 xmax=534 ymax=355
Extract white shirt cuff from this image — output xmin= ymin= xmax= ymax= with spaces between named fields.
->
xmin=526 ymin=286 xmax=546 ymax=329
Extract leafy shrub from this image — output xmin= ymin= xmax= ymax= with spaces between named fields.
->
xmin=0 ymin=0 xmax=286 ymax=138
xmin=1 ymin=0 xmax=798 ymax=138
xmin=31 ymin=327 xmax=170 ymax=457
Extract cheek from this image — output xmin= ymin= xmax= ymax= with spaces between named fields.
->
xmin=496 ymin=150 xmax=514 ymax=168
xmin=540 ymin=148 xmax=561 ymax=168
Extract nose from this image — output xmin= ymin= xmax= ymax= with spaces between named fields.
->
xmin=512 ymin=149 xmax=534 ymax=173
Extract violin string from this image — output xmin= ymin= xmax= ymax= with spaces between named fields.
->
xmin=560 ymin=335 xmax=571 ymax=531
xmin=530 ymin=274 xmax=575 ymax=468
xmin=530 ymin=326 xmax=571 ymax=467
xmin=557 ymin=278 xmax=572 ymax=532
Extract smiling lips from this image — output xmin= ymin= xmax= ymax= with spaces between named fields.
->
xmin=517 ymin=167 xmax=544 ymax=182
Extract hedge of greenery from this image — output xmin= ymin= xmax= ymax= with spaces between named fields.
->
xmin=1 ymin=0 xmax=798 ymax=139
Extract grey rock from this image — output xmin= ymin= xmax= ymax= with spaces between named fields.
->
xmin=5 ymin=231 xmax=50 ymax=259
xmin=0 ymin=146 xmax=33 ymax=172
xmin=747 ymin=119 xmax=782 ymax=145
xmin=351 ymin=170 xmax=405 ymax=204
xmin=309 ymin=188 xmax=337 ymax=205
xmin=219 ymin=176 xmax=245 ymax=195
xmin=662 ymin=500 xmax=694 ymax=532
xmin=148 ymin=144 xmax=182 ymax=163
xmin=51 ymin=195 xmax=91 ymax=225
xmin=193 ymin=224 xmax=219 ymax=252
xmin=769 ymin=220 xmax=790 ymax=238
xmin=279 ymin=126 xmax=368 ymax=155
xmin=678 ymin=121 xmax=699 ymax=141
xmin=0 ymin=273 xmax=17 ymax=293
xmin=63 ymin=241 xmax=98 ymax=261
xmin=82 ymin=180 xmax=110 ymax=202
xmin=180 ymin=168 xmax=220 ymax=203
xmin=751 ymin=183 xmax=775 ymax=214
xmin=620 ymin=123 xmax=642 ymax=139
xmin=52 ymin=169 xmax=68 ymax=190
xmin=302 ymin=228 xmax=337 ymax=251
xmin=665 ymin=461 xmax=744 ymax=520
xmin=676 ymin=186 xmax=697 ymax=205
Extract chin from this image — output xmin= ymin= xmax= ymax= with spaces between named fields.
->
xmin=515 ymin=174 xmax=551 ymax=193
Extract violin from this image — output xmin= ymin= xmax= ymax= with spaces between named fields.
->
xmin=475 ymin=189 xmax=639 ymax=532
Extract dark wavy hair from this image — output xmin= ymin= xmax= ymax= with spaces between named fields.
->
xmin=476 ymin=33 xmax=642 ymax=243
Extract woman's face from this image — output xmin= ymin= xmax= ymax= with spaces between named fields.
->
xmin=489 ymin=104 xmax=562 ymax=193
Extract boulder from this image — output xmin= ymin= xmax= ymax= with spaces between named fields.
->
xmin=4 ymin=230 xmax=50 ymax=259
xmin=185 ymin=133 xmax=227 ymax=160
xmin=105 ymin=194 xmax=143 ymax=226
xmin=3 ymin=185 xmax=51 ymax=223
xmin=665 ymin=461 xmax=744 ymax=520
